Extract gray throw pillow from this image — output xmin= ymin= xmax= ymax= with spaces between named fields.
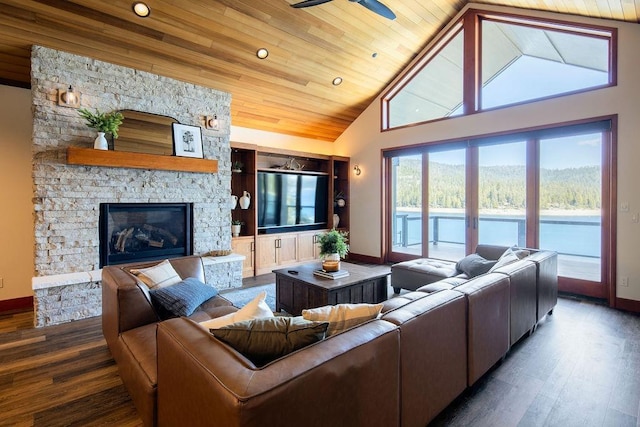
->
xmin=455 ymin=254 xmax=497 ymax=278
xmin=210 ymin=316 xmax=328 ymax=367
xmin=150 ymin=277 xmax=218 ymax=318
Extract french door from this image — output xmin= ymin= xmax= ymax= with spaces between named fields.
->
xmin=385 ymin=119 xmax=615 ymax=301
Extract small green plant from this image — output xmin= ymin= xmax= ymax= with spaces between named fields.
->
xmin=318 ymin=229 xmax=349 ymax=258
xmin=78 ymin=108 xmax=124 ymax=138
xmin=232 ymin=161 xmax=244 ymax=171
xmin=231 ymin=219 xmax=244 ymax=226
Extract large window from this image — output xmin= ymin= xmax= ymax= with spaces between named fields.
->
xmin=382 ymin=11 xmax=615 ymax=129
xmin=384 ymin=120 xmax=615 ymax=300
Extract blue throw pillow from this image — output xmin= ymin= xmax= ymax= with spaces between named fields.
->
xmin=150 ymin=277 xmax=218 ymax=318
xmin=455 ymin=254 xmax=497 ymax=278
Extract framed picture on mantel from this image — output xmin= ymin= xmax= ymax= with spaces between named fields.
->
xmin=172 ymin=123 xmax=203 ymax=158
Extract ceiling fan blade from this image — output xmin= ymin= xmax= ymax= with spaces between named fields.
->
xmin=290 ymin=0 xmax=334 ymax=8
xmin=355 ymin=0 xmax=396 ymax=19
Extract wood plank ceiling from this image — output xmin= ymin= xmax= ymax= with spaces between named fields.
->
xmin=0 ymin=0 xmax=638 ymax=142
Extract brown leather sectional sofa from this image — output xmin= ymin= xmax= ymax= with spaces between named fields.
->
xmin=102 ymin=249 xmax=557 ymax=427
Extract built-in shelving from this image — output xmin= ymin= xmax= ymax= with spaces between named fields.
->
xmin=66 ymin=146 xmax=218 ymax=173
xmin=230 ymin=143 xmax=349 ymax=277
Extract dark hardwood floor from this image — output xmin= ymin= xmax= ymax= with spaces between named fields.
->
xmin=1 ymin=285 xmax=638 ymax=426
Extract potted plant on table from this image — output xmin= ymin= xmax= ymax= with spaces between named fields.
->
xmin=318 ymin=229 xmax=349 ymax=272
xmin=78 ymin=108 xmax=124 ymax=150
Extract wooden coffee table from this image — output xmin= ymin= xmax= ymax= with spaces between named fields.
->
xmin=273 ymin=262 xmax=391 ymax=315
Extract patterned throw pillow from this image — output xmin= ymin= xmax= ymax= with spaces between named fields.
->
xmin=488 ymin=247 xmax=529 ymax=272
xmin=302 ymin=303 xmax=383 ymax=336
xmin=210 ymin=316 xmax=329 ymax=367
xmin=130 ymin=259 xmax=182 ymax=289
xmin=149 ymin=277 xmax=218 ymax=317
xmin=199 ymin=291 xmax=273 ymax=330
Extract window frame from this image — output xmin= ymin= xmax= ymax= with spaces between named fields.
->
xmin=380 ymin=9 xmax=617 ymax=132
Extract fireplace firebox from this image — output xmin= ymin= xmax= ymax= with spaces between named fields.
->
xmin=99 ymin=203 xmax=193 ymax=267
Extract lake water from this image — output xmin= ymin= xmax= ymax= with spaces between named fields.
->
xmin=395 ymin=211 xmax=600 ymax=258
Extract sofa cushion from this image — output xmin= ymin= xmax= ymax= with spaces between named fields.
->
xmin=198 ymin=291 xmax=273 ymax=329
xmin=130 ymin=259 xmax=182 ymax=289
xmin=302 ymin=303 xmax=383 ymax=336
xmin=416 ymin=281 xmax=456 ymax=293
xmin=150 ymin=278 xmax=218 ymax=318
xmin=488 ymin=247 xmax=529 ymax=272
xmin=455 ymin=254 xmax=497 ymax=278
xmin=210 ymin=316 xmax=329 ymax=367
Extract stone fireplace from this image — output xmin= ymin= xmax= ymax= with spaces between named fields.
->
xmin=30 ymin=46 xmax=242 ymax=326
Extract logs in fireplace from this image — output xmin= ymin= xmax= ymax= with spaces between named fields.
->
xmin=99 ymin=203 xmax=193 ymax=267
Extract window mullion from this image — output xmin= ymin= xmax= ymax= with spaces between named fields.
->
xmin=462 ymin=12 xmax=479 ymax=114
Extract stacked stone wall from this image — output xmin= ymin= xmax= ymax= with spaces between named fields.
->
xmin=29 ymin=46 xmax=242 ymax=326
xmin=30 ymin=46 xmax=232 ymax=276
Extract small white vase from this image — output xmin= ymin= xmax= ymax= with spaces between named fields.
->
xmin=230 ymin=195 xmax=238 ymax=210
xmin=231 ymin=224 xmax=241 ymax=237
xmin=94 ymin=132 xmax=108 ymax=150
xmin=239 ymin=191 xmax=251 ymax=209
xmin=333 ymin=213 xmax=340 ymax=228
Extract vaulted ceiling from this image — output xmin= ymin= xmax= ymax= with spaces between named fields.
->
xmin=0 ymin=0 xmax=638 ymax=142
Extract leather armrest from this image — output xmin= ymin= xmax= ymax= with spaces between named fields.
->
xmin=101 ymin=266 xmax=158 ymax=348
xmin=527 ymin=250 xmax=558 ymax=321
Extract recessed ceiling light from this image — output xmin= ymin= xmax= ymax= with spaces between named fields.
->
xmin=372 ymin=52 xmax=378 ymax=58
xmin=132 ymin=2 xmax=151 ymax=18
xmin=332 ymin=77 xmax=343 ymax=86
xmin=256 ymin=48 xmax=269 ymax=59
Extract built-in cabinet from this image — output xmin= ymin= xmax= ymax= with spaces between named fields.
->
xmin=230 ymin=142 xmax=349 ymax=277
xmin=297 ymin=230 xmax=324 ymax=262
xmin=256 ymin=233 xmax=298 ymax=275
xmin=231 ymin=236 xmax=255 ymax=278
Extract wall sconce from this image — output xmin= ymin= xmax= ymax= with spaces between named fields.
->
xmin=353 ymin=165 xmax=362 ymax=176
xmin=202 ymin=115 xmax=219 ymax=130
xmin=57 ymin=85 xmax=80 ymax=108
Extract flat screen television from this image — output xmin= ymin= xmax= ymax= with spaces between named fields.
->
xmin=257 ymin=171 xmax=329 ymax=234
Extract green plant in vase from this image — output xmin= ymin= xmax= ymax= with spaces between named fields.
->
xmin=231 ymin=219 xmax=244 ymax=237
xmin=232 ymin=161 xmax=244 ymax=173
xmin=78 ymin=108 xmax=124 ymax=150
xmin=318 ymin=229 xmax=349 ymax=271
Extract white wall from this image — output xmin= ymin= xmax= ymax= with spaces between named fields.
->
xmin=0 ymin=85 xmax=34 ymax=300
xmin=334 ymin=4 xmax=640 ymax=302
xmin=231 ymin=125 xmax=335 ymax=155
